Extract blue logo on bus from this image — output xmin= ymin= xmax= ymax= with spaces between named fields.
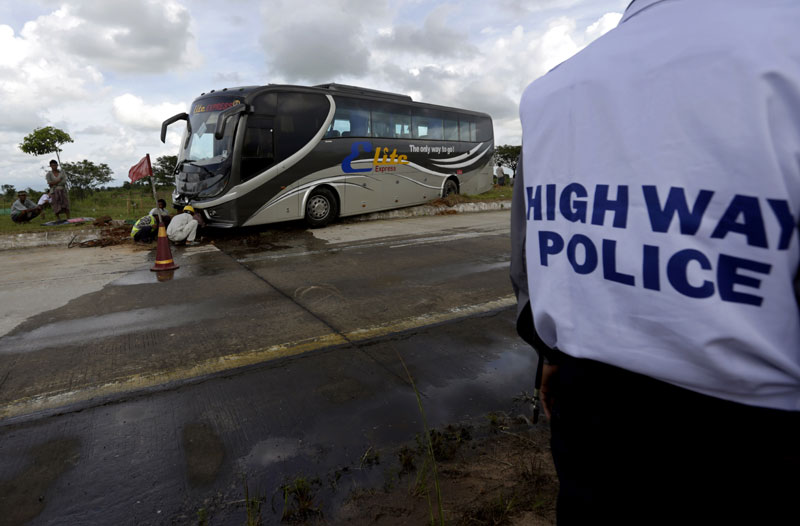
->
xmin=342 ymin=141 xmax=373 ymax=173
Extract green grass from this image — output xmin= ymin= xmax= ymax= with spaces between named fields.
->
xmin=0 ymin=189 xmax=171 ymax=234
xmin=396 ymin=351 xmax=445 ymax=526
xmin=466 ymin=184 xmax=513 ymax=201
xmin=0 ymin=183 xmax=511 ymax=235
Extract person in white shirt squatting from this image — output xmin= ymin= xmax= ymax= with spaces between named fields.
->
xmin=167 ymin=205 xmax=200 ymax=245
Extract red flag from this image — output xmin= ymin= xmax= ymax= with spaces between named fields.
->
xmin=128 ymin=154 xmax=152 ymax=182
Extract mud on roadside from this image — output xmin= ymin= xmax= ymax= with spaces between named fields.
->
xmin=173 ymin=413 xmax=557 ymax=526
xmin=336 ymin=414 xmax=557 ymax=526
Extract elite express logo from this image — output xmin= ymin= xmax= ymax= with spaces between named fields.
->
xmin=341 ymin=141 xmax=409 ymax=173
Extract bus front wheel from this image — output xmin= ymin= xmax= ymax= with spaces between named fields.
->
xmin=443 ymin=179 xmax=459 ymax=197
xmin=305 ymin=187 xmax=339 ymax=228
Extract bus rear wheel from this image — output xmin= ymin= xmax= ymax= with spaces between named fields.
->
xmin=305 ymin=187 xmax=338 ymax=228
xmin=443 ymin=179 xmax=459 ymax=197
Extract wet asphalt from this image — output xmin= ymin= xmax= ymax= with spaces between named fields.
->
xmin=0 ymin=211 xmax=539 ymax=525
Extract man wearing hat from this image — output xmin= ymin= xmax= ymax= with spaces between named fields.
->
xmin=10 ymin=191 xmax=42 ymax=223
xmin=166 ymin=205 xmax=200 ymax=245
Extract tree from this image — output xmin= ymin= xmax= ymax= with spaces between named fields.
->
xmin=19 ymin=126 xmax=74 ymax=165
xmin=62 ymin=160 xmax=114 ymax=198
xmin=494 ymin=145 xmax=522 ymax=174
xmin=152 ymin=155 xmax=178 ymax=188
xmin=2 ymin=184 xmax=15 ymax=198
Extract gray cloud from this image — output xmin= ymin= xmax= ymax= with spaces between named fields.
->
xmin=32 ymin=0 xmax=198 ymax=74
xmin=257 ymin=0 xmax=394 ymax=84
xmin=373 ymin=5 xmax=479 ymax=58
xmin=381 ymin=63 xmax=517 ymax=122
xmin=213 ymin=72 xmax=244 ymax=84
xmin=261 ymin=21 xmax=370 ymax=83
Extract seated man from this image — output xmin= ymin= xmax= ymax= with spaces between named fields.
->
xmin=149 ymin=199 xmax=172 ymax=226
xmin=11 ymin=191 xmax=42 ymax=223
xmin=167 ymin=205 xmax=199 ymax=245
xmin=130 ymin=213 xmax=158 ymax=243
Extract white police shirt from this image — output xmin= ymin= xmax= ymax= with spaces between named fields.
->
xmin=519 ymin=0 xmax=800 ymax=410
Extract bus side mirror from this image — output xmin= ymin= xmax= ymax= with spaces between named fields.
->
xmin=161 ymin=112 xmax=189 ymax=143
xmin=215 ymin=104 xmax=249 ymax=140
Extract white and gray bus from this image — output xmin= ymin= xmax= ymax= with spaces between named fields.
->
xmin=161 ymin=83 xmax=494 ymax=228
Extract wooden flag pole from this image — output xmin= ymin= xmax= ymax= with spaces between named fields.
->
xmin=145 ymin=154 xmax=162 ymax=226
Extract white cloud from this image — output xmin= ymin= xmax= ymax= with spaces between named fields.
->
xmin=26 ymin=0 xmax=201 ymax=74
xmin=112 ymin=94 xmax=187 ymax=131
xmin=585 ymin=12 xmax=623 ymax=41
xmin=0 ymin=22 xmax=104 ymax=133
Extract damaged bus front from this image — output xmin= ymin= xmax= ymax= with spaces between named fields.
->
xmin=161 ymin=90 xmax=251 ymax=227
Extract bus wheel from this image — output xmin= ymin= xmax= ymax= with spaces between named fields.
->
xmin=443 ymin=179 xmax=459 ymax=197
xmin=305 ymin=187 xmax=338 ymax=228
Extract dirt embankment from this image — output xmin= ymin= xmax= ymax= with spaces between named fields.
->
xmin=336 ymin=414 xmax=557 ymax=526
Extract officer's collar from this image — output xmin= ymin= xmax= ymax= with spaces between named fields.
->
xmin=621 ymin=0 xmax=672 ymax=23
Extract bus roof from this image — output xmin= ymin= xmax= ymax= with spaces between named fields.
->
xmin=194 ymin=83 xmax=491 ymax=119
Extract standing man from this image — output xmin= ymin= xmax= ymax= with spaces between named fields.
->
xmin=513 ymin=0 xmax=799 ymax=523
xmin=10 ymin=191 xmax=42 ymax=223
xmin=494 ymin=163 xmax=506 ymax=186
xmin=167 ymin=205 xmax=200 ymax=245
xmin=45 ymin=159 xmax=70 ymax=221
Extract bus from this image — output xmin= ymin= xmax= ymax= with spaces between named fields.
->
xmin=160 ymin=83 xmax=494 ymax=228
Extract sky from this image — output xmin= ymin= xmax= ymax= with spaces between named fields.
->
xmin=0 ymin=0 xmax=628 ymax=191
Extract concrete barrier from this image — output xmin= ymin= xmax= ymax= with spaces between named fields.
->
xmin=0 ymin=230 xmax=99 ymax=250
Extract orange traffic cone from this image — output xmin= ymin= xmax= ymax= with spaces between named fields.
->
xmin=151 ymin=223 xmax=179 ymax=271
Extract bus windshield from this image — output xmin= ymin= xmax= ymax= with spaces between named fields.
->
xmin=182 ymin=97 xmax=243 ymax=163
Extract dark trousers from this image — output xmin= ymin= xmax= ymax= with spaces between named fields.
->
xmin=133 ymin=226 xmax=156 ymax=243
xmin=11 ymin=209 xmax=41 ymax=222
xmin=550 ymin=353 xmax=800 ymax=525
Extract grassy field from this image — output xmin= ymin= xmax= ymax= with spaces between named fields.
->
xmin=0 ymin=189 xmax=173 ymax=234
xmin=0 ymin=184 xmax=514 ymax=235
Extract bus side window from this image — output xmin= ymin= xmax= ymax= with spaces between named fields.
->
xmin=275 ymin=92 xmax=329 ymax=161
xmin=395 ymin=114 xmax=411 ymax=138
xmin=412 ymin=111 xmax=443 ymax=140
xmin=372 ymin=111 xmax=395 ymax=138
xmin=241 ymin=116 xmax=274 ymax=181
xmin=443 ymin=117 xmax=459 ymax=141
xmin=459 ymin=119 xmax=471 ymax=142
xmin=477 ymin=116 xmax=493 ymax=142
xmin=330 ymin=98 xmax=371 ymax=138
xmin=372 ymin=103 xmax=411 ymax=139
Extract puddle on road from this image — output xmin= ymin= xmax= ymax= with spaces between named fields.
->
xmin=240 ymin=437 xmax=308 ymax=469
xmin=428 ymin=260 xmax=509 ymax=282
xmin=0 ymin=437 xmax=81 ymax=525
xmin=111 ymin=251 xmax=229 ymax=286
xmin=183 ymin=422 xmax=225 ymax=487
xmin=0 ymin=298 xmax=240 ymax=354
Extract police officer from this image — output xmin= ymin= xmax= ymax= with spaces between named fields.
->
xmin=512 ymin=0 xmax=799 ymax=523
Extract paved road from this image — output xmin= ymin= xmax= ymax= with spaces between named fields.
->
xmin=0 ymin=211 xmax=536 ymax=525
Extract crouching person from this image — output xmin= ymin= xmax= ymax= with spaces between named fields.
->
xmin=130 ymin=213 xmax=158 ymax=243
xmin=11 ymin=191 xmax=42 ymax=223
xmin=167 ymin=205 xmax=199 ymax=246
